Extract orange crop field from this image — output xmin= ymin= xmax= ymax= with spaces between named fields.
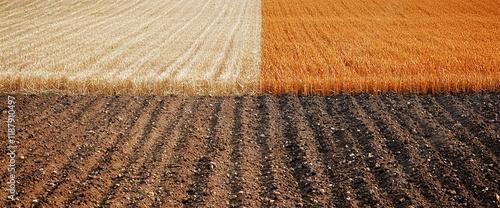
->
xmin=261 ymin=0 xmax=500 ymax=94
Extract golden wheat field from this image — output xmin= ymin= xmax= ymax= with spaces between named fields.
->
xmin=0 ymin=0 xmax=499 ymax=95
xmin=261 ymin=0 xmax=500 ymax=94
xmin=0 ymin=0 xmax=261 ymax=95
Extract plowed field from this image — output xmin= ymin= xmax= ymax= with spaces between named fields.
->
xmin=1 ymin=93 xmax=499 ymax=207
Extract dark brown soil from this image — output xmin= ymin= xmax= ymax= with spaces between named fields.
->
xmin=0 ymin=93 xmax=499 ymax=207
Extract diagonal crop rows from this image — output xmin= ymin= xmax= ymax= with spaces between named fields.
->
xmin=0 ymin=0 xmax=261 ymax=95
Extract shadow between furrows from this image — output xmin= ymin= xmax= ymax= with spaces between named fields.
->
xmin=1 ymin=95 xmax=101 ymax=205
xmin=352 ymin=93 xmax=434 ymax=207
xmin=154 ymin=98 xmax=197 ymax=207
xmin=325 ymin=94 xmax=392 ymax=207
xmin=96 ymin=98 xmax=163 ymax=207
xmin=420 ymin=93 xmax=499 ymax=206
xmin=385 ymin=94 xmax=482 ymax=207
xmin=28 ymin=96 xmax=123 ymax=207
xmin=228 ymin=96 xmax=244 ymax=207
xmin=125 ymin=98 xmax=185 ymax=207
xmin=256 ymin=95 xmax=278 ymax=207
xmin=183 ymin=99 xmax=222 ymax=207
xmin=278 ymin=94 xmax=327 ymax=207
xmin=58 ymin=97 xmax=150 ymax=207
xmin=342 ymin=94 xmax=418 ymax=207
xmin=301 ymin=95 xmax=360 ymax=207
xmin=358 ymin=94 xmax=447 ymax=205
xmin=438 ymin=93 xmax=500 ymax=158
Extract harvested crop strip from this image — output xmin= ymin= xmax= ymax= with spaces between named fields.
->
xmin=261 ymin=0 xmax=500 ymax=94
xmin=0 ymin=0 xmax=261 ymax=95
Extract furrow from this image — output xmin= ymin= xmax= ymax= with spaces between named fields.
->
xmin=386 ymin=94 xmax=481 ymax=207
xmin=103 ymin=95 xmax=179 ymax=207
xmin=328 ymin=94 xmax=391 ymax=207
xmin=152 ymin=98 xmax=195 ymax=207
xmin=53 ymin=97 xmax=102 ymax=132
xmin=370 ymin=94 xmax=455 ymax=204
xmin=379 ymin=94 xmax=465 ymax=207
xmin=183 ymin=99 xmax=222 ymax=207
xmin=0 ymin=94 xmax=498 ymax=206
xmin=42 ymin=96 xmax=128 ymax=207
xmin=0 ymin=96 xmax=101 ymax=187
xmin=54 ymin=97 xmax=151 ymax=207
xmin=0 ymin=94 xmax=65 ymax=154
xmin=258 ymin=95 xmax=303 ymax=207
xmin=228 ymin=97 xmax=245 ymax=207
xmin=278 ymin=95 xmax=332 ymax=207
xmin=420 ymin=94 xmax=499 ymax=206
xmin=200 ymin=98 xmax=236 ymax=207
xmin=254 ymin=95 xmax=279 ymax=207
xmin=230 ymin=96 xmax=264 ymax=207
xmin=438 ymin=93 xmax=500 ymax=158
xmin=59 ymin=97 xmax=144 ymax=207
xmin=354 ymin=93 xmax=435 ymax=207
xmin=301 ymin=95 xmax=367 ymax=207
xmin=4 ymin=96 xmax=111 ymax=205
xmin=462 ymin=93 xmax=500 ymax=124
xmin=154 ymin=98 xmax=210 ymax=207
xmin=344 ymin=94 xmax=420 ymax=207
xmin=104 ymin=98 xmax=168 ymax=207
xmin=125 ymin=96 xmax=183 ymax=207
xmin=21 ymin=96 xmax=123 ymax=207
xmin=94 ymin=98 xmax=162 ymax=207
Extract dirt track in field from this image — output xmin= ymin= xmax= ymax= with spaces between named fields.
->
xmin=1 ymin=93 xmax=499 ymax=207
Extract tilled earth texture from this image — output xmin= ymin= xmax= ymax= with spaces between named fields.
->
xmin=1 ymin=93 xmax=499 ymax=208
